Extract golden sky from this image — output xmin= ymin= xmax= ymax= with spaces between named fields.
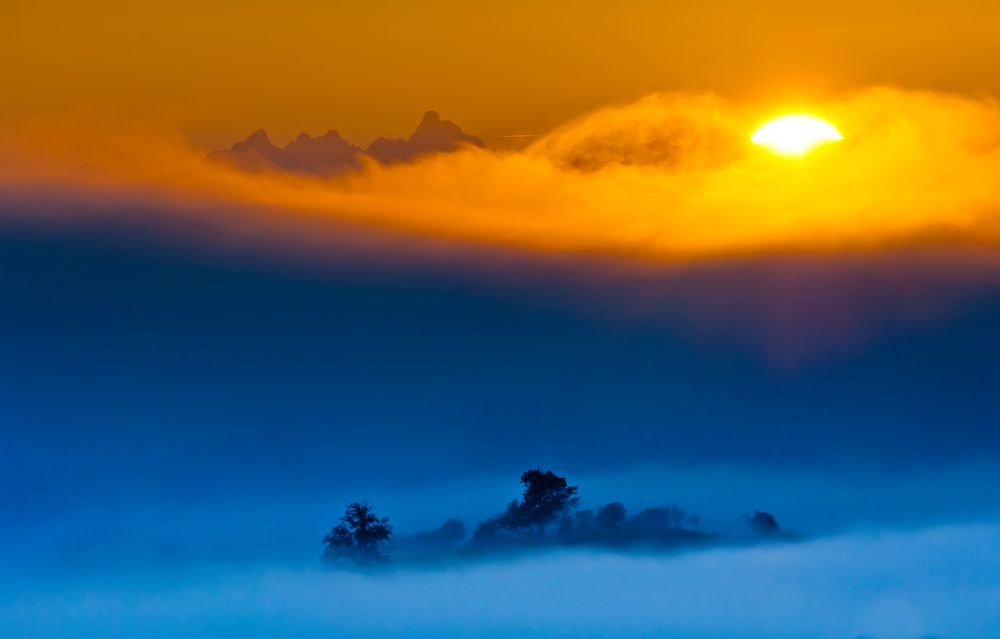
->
xmin=4 ymin=0 xmax=1000 ymax=148
xmin=3 ymin=87 xmax=998 ymax=263
xmin=3 ymin=1 xmax=1000 ymax=272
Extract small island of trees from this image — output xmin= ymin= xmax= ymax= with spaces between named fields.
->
xmin=322 ymin=468 xmax=791 ymax=567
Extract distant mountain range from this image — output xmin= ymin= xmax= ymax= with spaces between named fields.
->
xmin=207 ymin=111 xmax=485 ymax=175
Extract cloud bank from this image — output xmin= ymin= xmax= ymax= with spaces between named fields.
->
xmin=3 ymin=524 xmax=999 ymax=639
xmin=4 ymin=87 xmax=1000 ymax=260
xmin=4 ymin=87 xmax=1000 ymax=363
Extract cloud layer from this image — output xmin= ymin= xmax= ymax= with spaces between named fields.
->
xmin=5 ymin=88 xmax=1000 ymax=261
xmin=4 ymin=87 xmax=1000 ymax=365
xmin=4 ymin=524 xmax=999 ymax=639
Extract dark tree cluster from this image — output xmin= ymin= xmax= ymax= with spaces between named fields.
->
xmin=470 ymin=470 xmax=705 ymax=549
xmin=473 ymin=469 xmax=579 ymax=540
xmin=322 ymin=501 xmax=393 ymax=565
xmin=322 ymin=469 xmax=789 ymax=566
xmin=745 ymin=510 xmax=783 ymax=537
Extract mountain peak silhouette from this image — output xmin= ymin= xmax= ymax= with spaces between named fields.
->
xmin=367 ymin=111 xmax=484 ymax=164
xmin=209 ymin=112 xmax=485 ymax=174
xmin=278 ymin=129 xmax=362 ymax=173
xmin=207 ymin=129 xmax=281 ymax=170
xmin=229 ymin=129 xmax=277 ymax=155
xmin=244 ymin=129 xmax=272 ymax=146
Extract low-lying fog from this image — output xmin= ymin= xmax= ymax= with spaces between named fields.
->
xmin=4 ymin=523 xmax=998 ymax=639
xmin=3 ymin=463 xmax=999 ymax=638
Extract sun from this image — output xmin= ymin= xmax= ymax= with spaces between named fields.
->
xmin=751 ymin=114 xmax=843 ymax=157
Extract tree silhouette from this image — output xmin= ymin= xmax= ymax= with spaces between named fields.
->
xmin=473 ymin=499 xmax=524 ymax=541
xmin=475 ymin=469 xmax=579 ymax=538
xmin=630 ymin=504 xmax=689 ymax=530
xmin=322 ymin=501 xmax=393 ymax=564
xmin=595 ymin=502 xmax=627 ymax=531
xmin=574 ymin=509 xmax=596 ymax=531
xmin=408 ymin=518 xmax=467 ymax=546
xmin=746 ymin=510 xmax=781 ymax=537
xmin=517 ymin=469 xmax=579 ymax=531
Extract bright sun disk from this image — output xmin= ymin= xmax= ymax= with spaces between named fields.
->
xmin=751 ymin=114 xmax=843 ymax=157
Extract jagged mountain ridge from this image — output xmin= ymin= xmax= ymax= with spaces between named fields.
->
xmin=208 ymin=111 xmax=485 ymax=175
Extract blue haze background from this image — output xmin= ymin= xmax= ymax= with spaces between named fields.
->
xmin=2 ymin=210 xmax=999 ymax=637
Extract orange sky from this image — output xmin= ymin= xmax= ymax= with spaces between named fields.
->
xmin=3 ymin=2 xmax=1000 ymax=269
xmin=3 ymin=87 xmax=998 ymax=264
xmin=4 ymin=0 xmax=1000 ymax=148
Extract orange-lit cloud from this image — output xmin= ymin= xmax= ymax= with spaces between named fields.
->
xmin=5 ymin=87 xmax=1000 ymax=366
xmin=4 ymin=87 xmax=999 ymax=264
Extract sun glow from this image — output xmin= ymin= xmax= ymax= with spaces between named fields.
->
xmin=751 ymin=114 xmax=843 ymax=157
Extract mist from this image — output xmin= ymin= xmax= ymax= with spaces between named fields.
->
xmin=5 ymin=462 xmax=999 ymax=574
xmin=4 ymin=524 xmax=998 ymax=639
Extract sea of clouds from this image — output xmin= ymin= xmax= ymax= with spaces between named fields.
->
xmin=3 ymin=463 xmax=1000 ymax=638
xmin=3 ymin=522 xmax=999 ymax=639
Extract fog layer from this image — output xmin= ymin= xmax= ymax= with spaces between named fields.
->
xmin=4 ymin=524 xmax=998 ymax=639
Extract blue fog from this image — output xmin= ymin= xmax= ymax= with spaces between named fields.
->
xmin=4 ymin=525 xmax=999 ymax=639
xmin=2 ymin=204 xmax=1000 ymax=637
